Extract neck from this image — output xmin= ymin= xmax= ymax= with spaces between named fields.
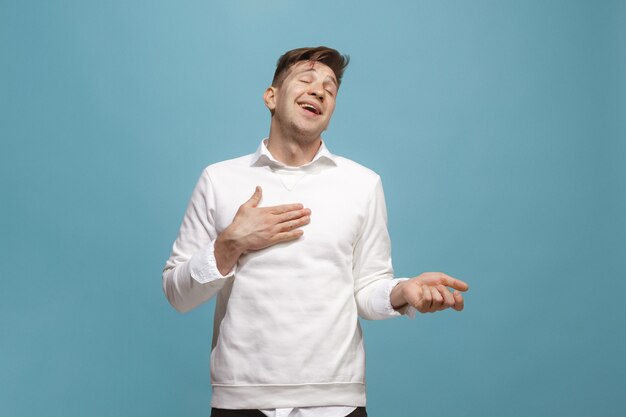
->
xmin=266 ymin=124 xmax=322 ymax=167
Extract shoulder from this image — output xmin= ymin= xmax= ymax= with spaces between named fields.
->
xmin=331 ymin=155 xmax=381 ymax=186
xmin=204 ymin=155 xmax=251 ymax=172
xmin=189 ymin=153 xmax=254 ymax=191
xmin=203 ymin=153 xmax=253 ymax=174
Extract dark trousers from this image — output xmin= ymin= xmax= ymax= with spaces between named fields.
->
xmin=210 ymin=406 xmax=367 ymax=417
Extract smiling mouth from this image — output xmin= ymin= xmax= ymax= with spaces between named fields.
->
xmin=299 ymin=103 xmax=321 ymax=115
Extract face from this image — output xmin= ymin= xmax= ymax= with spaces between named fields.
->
xmin=265 ymin=61 xmax=339 ymax=141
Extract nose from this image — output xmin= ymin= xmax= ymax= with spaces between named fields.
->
xmin=308 ymin=83 xmax=325 ymax=102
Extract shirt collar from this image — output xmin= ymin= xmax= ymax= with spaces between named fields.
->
xmin=251 ymin=138 xmax=337 ymax=169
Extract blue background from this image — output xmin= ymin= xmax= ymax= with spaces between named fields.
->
xmin=1 ymin=1 xmax=624 ymax=416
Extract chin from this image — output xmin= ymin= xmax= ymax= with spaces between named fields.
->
xmin=289 ymin=122 xmax=324 ymax=139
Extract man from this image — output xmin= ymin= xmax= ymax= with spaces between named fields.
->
xmin=163 ymin=46 xmax=468 ymax=417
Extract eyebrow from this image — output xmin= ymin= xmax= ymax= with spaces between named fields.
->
xmin=297 ymin=68 xmax=339 ymax=89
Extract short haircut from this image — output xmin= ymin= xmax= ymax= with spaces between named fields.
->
xmin=272 ymin=46 xmax=350 ymax=88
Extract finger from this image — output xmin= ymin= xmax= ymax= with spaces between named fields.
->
xmin=275 ymin=208 xmax=311 ymax=223
xmin=276 ymin=215 xmax=310 ymax=232
xmin=427 ymin=287 xmax=440 ymax=313
xmin=452 ymin=291 xmax=465 ymax=311
xmin=420 ymin=272 xmax=469 ymax=292
xmin=244 ymin=186 xmax=263 ymax=208
xmin=421 ymin=285 xmax=433 ymax=313
xmin=402 ymin=282 xmax=422 ymax=311
xmin=440 ymin=274 xmax=469 ymax=292
xmin=437 ymin=285 xmax=455 ymax=309
xmin=271 ymin=229 xmax=304 ymax=244
xmin=268 ymin=203 xmax=305 ymax=215
xmin=430 ymin=286 xmax=444 ymax=311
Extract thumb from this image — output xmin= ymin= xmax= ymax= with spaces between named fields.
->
xmin=245 ymin=186 xmax=262 ymax=207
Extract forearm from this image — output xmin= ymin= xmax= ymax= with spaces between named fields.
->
xmin=214 ymin=229 xmax=244 ymax=276
xmin=162 ymin=264 xmax=221 ymax=313
xmin=162 ymin=241 xmax=234 ymax=312
xmin=352 ymin=178 xmax=406 ymax=320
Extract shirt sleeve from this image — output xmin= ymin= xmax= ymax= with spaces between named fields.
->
xmin=162 ymin=169 xmax=235 ymax=313
xmin=352 ymin=177 xmax=415 ymax=320
xmin=366 ymin=278 xmax=417 ymax=319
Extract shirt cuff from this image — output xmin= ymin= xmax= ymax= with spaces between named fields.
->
xmin=371 ymin=278 xmax=417 ymax=319
xmin=189 ymin=240 xmax=236 ymax=284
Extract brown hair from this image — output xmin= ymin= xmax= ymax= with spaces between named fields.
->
xmin=272 ymin=46 xmax=350 ymax=88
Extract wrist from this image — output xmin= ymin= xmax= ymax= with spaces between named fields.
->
xmin=390 ymin=281 xmax=408 ymax=310
xmin=216 ymin=227 xmax=245 ymax=256
xmin=214 ymin=230 xmax=244 ymax=275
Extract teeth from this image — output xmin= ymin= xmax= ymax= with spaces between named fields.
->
xmin=300 ymin=103 xmax=318 ymax=114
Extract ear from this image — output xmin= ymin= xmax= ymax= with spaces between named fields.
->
xmin=263 ymin=86 xmax=277 ymax=114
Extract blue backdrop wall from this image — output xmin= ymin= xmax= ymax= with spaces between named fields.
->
xmin=1 ymin=1 xmax=624 ymax=416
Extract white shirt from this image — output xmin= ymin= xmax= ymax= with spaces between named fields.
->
xmin=163 ymin=140 xmax=415 ymax=415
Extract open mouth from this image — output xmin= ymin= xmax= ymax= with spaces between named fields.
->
xmin=299 ymin=103 xmax=321 ymax=115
